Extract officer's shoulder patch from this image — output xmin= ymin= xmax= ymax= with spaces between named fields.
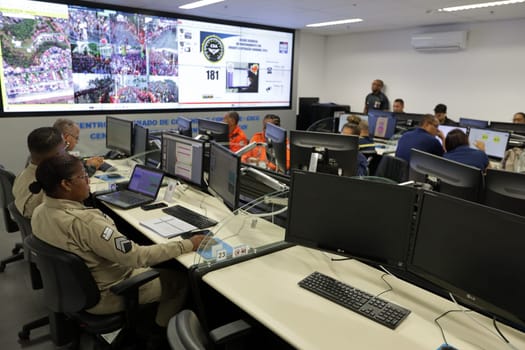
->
xmin=114 ymin=236 xmax=132 ymax=254
xmin=101 ymin=227 xmax=113 ymax=241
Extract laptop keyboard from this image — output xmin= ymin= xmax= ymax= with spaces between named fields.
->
xmin=113 ymin=190 xmax=150 ymax=205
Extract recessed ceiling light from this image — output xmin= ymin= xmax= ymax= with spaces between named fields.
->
xmin=306 ymin=18 xmax=363 ymax=28
xmin=438 ymin=0 xmax=525 ymax=12
xmin=179 ymin=0 xmax=225 ymax=10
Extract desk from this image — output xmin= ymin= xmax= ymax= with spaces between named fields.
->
xmin=203 ymin=245 xmax=525 ymax=350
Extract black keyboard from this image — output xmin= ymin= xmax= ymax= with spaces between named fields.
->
xmin=162 ymin=205 xmax=218 ymax=229
xmin=298 ymin=272 xmax=410 ymax=329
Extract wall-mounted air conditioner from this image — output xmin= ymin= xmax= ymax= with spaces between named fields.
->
xmin=411 ymin=31 xmax=468 ymax=51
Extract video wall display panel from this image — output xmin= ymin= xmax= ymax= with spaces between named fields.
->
xmin=0 ymin=0 xmax=294 ymax=114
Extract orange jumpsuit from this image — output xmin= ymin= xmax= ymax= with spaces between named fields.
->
xmin=228 ymin=125 xmax=248 ymax=153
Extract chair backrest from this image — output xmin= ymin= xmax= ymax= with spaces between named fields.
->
xmin=167 ymin=309 xmax=209 ymax=350
xmin=374 ymin=155 xmax=409 ymax=183
xmin=7 ymin=201 xmax=32 ymax=240
xmin=0 ymin=165 xmax=19 ymax=232
xmin=24 ymin=235 xmax=101 ymax=313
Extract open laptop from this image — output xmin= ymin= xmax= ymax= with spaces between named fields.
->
xmin=96 ymin=165 xmax=164 ymax=209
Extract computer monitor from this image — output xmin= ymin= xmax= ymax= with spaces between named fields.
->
xmin=290 ymin=130 xmax=359 ymax=177
xmin=459 ymin=117 xmax=489 ymax=129
xmin=161 ymin=132 xmax=205 ymax=187
xmin=409 ymin=149 xmax=483 ymax=202
xmin=132 ymin=124 xmax=148 ymax=164
xmin=468 ymin=128 xmax=510 ymax=159
xmin=483 ymin=168 xmax=525 ymax=217
xmin=106 ymin=116 xmax=133 ymax=156
xmin=176 ymin=117 xmax=193 ymax=138
xmin=367 ymin=110 xmax=396 ymax=139
xmin=208 ymin=141 xmax=241 ymax=210
xmin=338 ymin=113 xmax=368 ymax=132
xmin=265 ymin=122 xmax=287 ymax=173
xmin=197 ymin=119 xmax=229 ymax=144
xmin=285 ymin=171 xmax=418 ymax=268
xmin=393 ymin=112 xmax=426 ymax=128
xmin=437 ymin=125 xmax=467 ymax=145
xmin=489 ymin=121 xmax=525 ymax=136
xmin=409 ymin=191 xmax=525 ymax=331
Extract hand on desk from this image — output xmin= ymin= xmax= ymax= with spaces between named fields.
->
xmin=85 ymin=156 xmax=105 ymax=169
xmin=190 ymin=235 xmax=206 ymax=251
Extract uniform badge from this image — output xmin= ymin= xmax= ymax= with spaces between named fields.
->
xmin=101 ymin=227 xmax=113 ymax=241
xmin=114 ymin=237 xmax=132 ymax=254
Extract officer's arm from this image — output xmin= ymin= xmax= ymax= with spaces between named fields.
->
xmin=74 ymin=218 xmax=193 ymax=268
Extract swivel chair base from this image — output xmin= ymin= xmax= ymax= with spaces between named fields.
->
xmin=18 ymin=316 xmax=50 ymax=340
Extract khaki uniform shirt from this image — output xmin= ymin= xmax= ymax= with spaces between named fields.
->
xmin=13 ymin=163 xmax=43 ymax=218
xmin=31 ymin=196 xmax=193 ymax=310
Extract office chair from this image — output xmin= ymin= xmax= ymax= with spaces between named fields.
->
xmin=373 ymin=155 xmax=409 ymax=183
xmin=167 ymin=309 xmax=252 ymax=350
xmin=7 ymin=202 xmax=49 ymax=340
xmin=24 ymin=234 xmax=160 ymax=348
xmin=0 ymin=165 xmax=23 ymax=272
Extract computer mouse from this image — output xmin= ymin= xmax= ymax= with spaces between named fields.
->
xmin=106 ymin=173 xmax=122 ymax=179
xmin=438 ymin=344 xmax=458 ymax=350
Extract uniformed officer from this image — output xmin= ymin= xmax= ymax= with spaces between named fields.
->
xmin=13 ymin=127 xmax=65 ymax=218
xmin=223 ymin=111 xmax=248 ymax=153
xmin=30 ymin=154 xmax=205 ymax=328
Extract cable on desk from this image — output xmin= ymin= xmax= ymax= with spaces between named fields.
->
xmin=374 ymin=273 xmax=393 ymax=299
xmin=434 ymin=309 xmax=467 ymax=346
xmin=493 ymin=318 xmax=510 ymax=344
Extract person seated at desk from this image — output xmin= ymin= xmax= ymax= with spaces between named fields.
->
xmin=241 ymin=114 xmax=289 ymax=171
xmin=392 ymin=98 xmax=405 ymax=113
xmin=53 ymin=118 xmax=104 ymax=176
xmin=341 ymin=123 xmax=369 ymax=176
xmin=223 ymin=111 xmax=248 ymax=153
xmin=434 ymin=103 xmax=458 ymax=126
xmin=513 ymin=112 xmax=525 ymax=124
xmin=13 ymin=127 xmax=66 ymax=218
xmin=358 ymin=120 xmax=376 ymax=152
xmin=395 ymin=114 xmax=444 ymax=163
xmin=444 ymin=129 xmax=489 ymax=170
xmin=30 ymin=154 xmax=206 ymax=343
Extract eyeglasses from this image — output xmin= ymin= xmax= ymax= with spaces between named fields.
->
xmin=69 ymin=171 xmax=89 ymax=182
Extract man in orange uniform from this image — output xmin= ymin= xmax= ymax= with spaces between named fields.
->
xmin=223 ymin=111 xmax=248 ymax=152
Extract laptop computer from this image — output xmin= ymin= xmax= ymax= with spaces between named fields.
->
xmin=96 ymin=165 xmax=164 ymax=209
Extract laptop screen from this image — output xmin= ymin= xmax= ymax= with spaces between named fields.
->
xmin=127 ymin=166 xmax=164 ymax=197
xmin=468 ymin=127 xmax=510 ymax=159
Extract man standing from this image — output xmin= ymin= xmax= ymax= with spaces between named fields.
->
xmin=223 ymin=111 xmax=248 ymax=153
xmin=364 ymin=79 xmax=389 ymax=114
xmin=395 ymin=114 xmax=444 ymax=163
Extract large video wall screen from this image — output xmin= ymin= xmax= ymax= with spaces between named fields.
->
xmin=0 ymin=0 xmax=294 ymax=113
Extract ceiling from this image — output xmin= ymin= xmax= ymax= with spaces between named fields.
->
xmin=86 ymin=0 xmax=525 ymax=35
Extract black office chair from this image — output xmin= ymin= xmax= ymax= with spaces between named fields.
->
xmin=0 ymin=165 xmax=23 ymax=272
xmin=167 ymin=309 xmax=252 ymax=350
xmin=24 ymin=234 xmax=160 ymax=348
xmin=483 ymin=168 xmax=525 ymax=217
xmin=373 ymin=155 xmax=409 ymax=183
xmin=7 ymin=202 xmax=49 ymax=340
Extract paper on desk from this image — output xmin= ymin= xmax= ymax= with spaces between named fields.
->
xmin=139 ymin=215 xmax=197 ymax=238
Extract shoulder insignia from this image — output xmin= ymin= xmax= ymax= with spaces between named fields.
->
xmin=114 ymin=237 xmax=132 ymax=254
xmin=101 ymin=227 xmax=113 ymax=241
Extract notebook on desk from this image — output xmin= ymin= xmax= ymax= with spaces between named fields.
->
xmin=96 ymin=165 xmax=164 ymax=209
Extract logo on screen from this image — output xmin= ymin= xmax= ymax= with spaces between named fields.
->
xmin=279 ymin=41 xmax=288 ymax=54
xmin=202 ymin=35 xmax=224 ymax=62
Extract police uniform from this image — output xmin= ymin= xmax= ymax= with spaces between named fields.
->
xmin=31 ymin=196 xmax=194 ymax=326
xmin=13 ymin=163 xmax=43 ymax=218
xmin=228 ymin=124 xmax=248 ymax=153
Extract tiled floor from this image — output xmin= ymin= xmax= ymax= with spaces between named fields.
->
xmin=0 ymin=226 xmax=54 ymax=349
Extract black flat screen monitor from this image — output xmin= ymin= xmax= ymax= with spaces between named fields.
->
xmin=489 ymin=121 xmax=525 ymax=136
xmin=459 ymin=117 xmax=489 ymax=129
xmin=106 ymin=116 xmax=133 ymax=156
xmin=176 ymin=117 xmax=193 ymax=138
xmin=290 ymin=130 xmax=358 ymax=177
xmin=132 ymin=124 xmax=148 ymax=164
xmin=286 ymin=171 xmax=418 ymax=268
xmin=467 ymin=128 xmax=509 ymax=159
xmin=197 ymin=119 xmax=229 ymax=144
xmin=265 ymin=122 xmax=287 ymax=173
xmin=409 ymin=149 xmax=483 ymax=202
xmin=393 ymin=113 xmax=426 ymax=128
xmin=209 ymin=141 xmax=240 ymax=210
xmin=368 ymin=111 xmax=396 ymax=139
xmin=483 ymin=168 xmax=525 ymax=217
xmin=161 ymin=133 xmax=205 ymax=187
xmin=409 ymin=191 xmax=525 ymax=331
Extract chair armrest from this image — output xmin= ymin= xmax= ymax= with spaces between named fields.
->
xmin=209 ymin=319 xmax=252 ymax=345
xmin=110 ymin=269 xmax=160 ymax=296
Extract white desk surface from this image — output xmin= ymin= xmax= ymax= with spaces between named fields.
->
xmin=89 ymin=162 xmax=285 ymax=268
xmin=203 ymin=245 xmax=525 ymax=350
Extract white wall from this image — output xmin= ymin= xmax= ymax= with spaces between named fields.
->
xmin=295 ymin=31 xmax=326 ymax=111
xmin=319 ymin=18 xmax=525 ymax=120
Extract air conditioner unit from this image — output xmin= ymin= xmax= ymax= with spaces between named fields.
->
xmin=411 ymin=31 xmax=467 ymax=51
